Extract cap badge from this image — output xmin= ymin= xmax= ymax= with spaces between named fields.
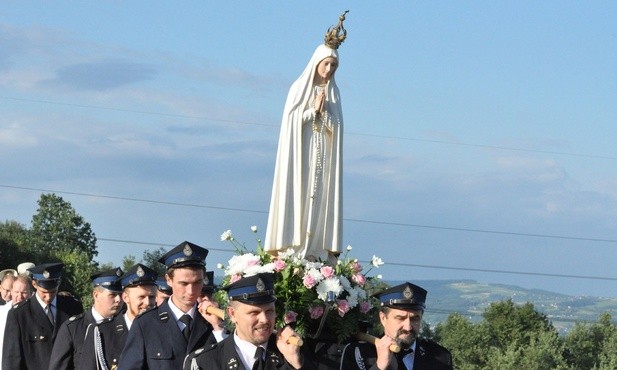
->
xmin=183 ymin=245 xmax=193 ymax=256
xmin=137 ymin=266 xmax=145 ymax=277
xmin=403 ymin=286 xmax=413 ymax=299
xmin=116 ymin=269 xmax=122 ymax=277
xmin=256 ymin=278 xmax=265 ymax=292
xmin=204 ymin=275 xmax=210 ymax=285
xmin=43 ymin=270 xmax=50 ymax=279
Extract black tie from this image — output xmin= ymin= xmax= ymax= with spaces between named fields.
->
xmin=396 ymin=348 xmax=413 ymax=370
xmin=252 ymin=346 xmax=265 ymax=370
xmin=179 ymin=314 xmax=192 ymax=341
xmin=46 ymin=304 xmax=55 ymax=325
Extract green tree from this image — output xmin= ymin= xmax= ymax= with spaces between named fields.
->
xmin=122 ymin=255 xmax=138 ymax=273
xmin=564 ymin=313 xmax=617 ymax=369
xmin=0 ymin=221 xmax=32 ymax=269
xmin=142 ymin=247 xmax=167 ymax=276
xmin=29 ymin=193 xmax=98 ymax=261
xmin=29 ymin=193 xmax=98 ymax=301
xmin=435 ymin=313 xmax=490 ymax=370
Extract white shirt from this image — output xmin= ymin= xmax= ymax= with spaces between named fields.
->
xmin=35 ymin=293 xmax=57 ymax=319
xmin=233 ymin=332 xmax=267 ymax=370
xmin=167 ymin=296 xmax=196 ymax=331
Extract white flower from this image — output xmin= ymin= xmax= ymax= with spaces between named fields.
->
xmin=243 ymin=262 xmax=275 ymax=277
xmin=216 ymin=263 xmax=224 ymax=269
xmin=339 ymin=275 xmax=351 ymax=290
xmin=371 ymin=255 xmax=384 ymax=267
xmin=250 ymin=225 xmax=258 ymax=233
xmin=315 ymin=277 xmax=343 ymax=301
xmin=220 ymin=230 xmax=233 ymax=241
xmin=305 ymin=267 xmax=325 ymax=284
xmin=225 ymin=253 xmax=261 ymax=276
xmin=346 ymin=245 xmax=352 ymax=251
xmin=277 ymin=248 xmax=297 ymax=260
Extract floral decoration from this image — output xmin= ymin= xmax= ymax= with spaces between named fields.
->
xmin=217 ymin=227 xmax=386 ymax=343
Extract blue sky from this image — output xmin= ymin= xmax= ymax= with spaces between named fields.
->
xmin=2 ymin=2 xmax=617 ymax=300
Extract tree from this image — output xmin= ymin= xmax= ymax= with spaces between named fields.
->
xmin=29 ymin=193 xmax=98 ymax=301
xmin=0 ymin=221 xmax=32 ymax=270
xmin=563 ymin=313 xmax=617 ymax=369
xmin=141 ymin=247 xmax=168 ymax=276
xmin=29 ymin=193 xmax=98 ymax=261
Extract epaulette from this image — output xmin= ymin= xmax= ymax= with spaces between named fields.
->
xmin=11 ymin=298 xmax=31 ymax=311
xmin=67 ymin=313 xmax=85 ymax=323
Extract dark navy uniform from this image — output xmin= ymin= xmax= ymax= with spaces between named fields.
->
xmin=48 ymin=267 xmax=123 ymax=370
xmin=339 ymin=282 xmax=453 ymax=370
xmin=117 ymin=241 xmax=216 ymax=370
xmin=2 ymin=295 xmax=83 ymax=370
xmin=2 ymin=263 xmax=84 ymax=370
xmin=185 ymin=273 xmax=313 ymax=370
xmin=118 ymin=299 xmax=215 ymax=370
xmin=185 ymin=333 xmax=314 ymax=370
xmin=340 ymin=338 xmax=453 ymax=370
xmin=81 ymin=264 xmax=158 ymax=369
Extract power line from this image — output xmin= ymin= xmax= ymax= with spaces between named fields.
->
xmin=2 ymin=95 xmax=616 ymax=161
xmin=3 ymin=183 xmax=616 ymax=244
xmin=98 ymin=237 xmax=617 ymax=282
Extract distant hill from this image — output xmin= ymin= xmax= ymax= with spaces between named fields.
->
xmin=413 ymin=279 xmax=617 ymax=333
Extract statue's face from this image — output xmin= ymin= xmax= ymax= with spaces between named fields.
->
xmin=315 ymin=57 xmax=338 ymax=84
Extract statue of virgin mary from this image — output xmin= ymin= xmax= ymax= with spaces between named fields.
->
xmin=264 ymin=12 xmax=348 ymax=261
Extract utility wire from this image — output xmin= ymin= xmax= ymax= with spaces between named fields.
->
xmin=98 ymin=237 xmax=617 ymax=282
xmin=3 ymin=184 xmax=616 ymax=244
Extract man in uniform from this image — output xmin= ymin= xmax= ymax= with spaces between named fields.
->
xmin=0 ymin=270 xmax=16 ymax=306
xmin=0 ymin=275 xmax=32 ymax=365
xmin=48 ymin=267 xmax=123 ymax=370
xmin=155 ymin=275 xmax=172 ymax=306
xmin=184 ymin=273 xmax=310 ymax=370
xmin=2 ymin=263 xmax=84 ymax=370
xmin=340 ymin=282 xmax=453 ymax=370
xmin=83 ymin=263 xmax=158 ymax=369
xmin=118 ymin=241 xmax=221 ymax=370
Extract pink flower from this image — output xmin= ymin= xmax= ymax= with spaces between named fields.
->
xmin=230 ymin=274 xmax=242 ymax=284
xmin=247 ymin=259 xmax=260 ymax=267
xmin=352 ymin=273 xmax=366 ymax=286
xmin=310 ymin=306 xmax=324 ymax=319
xmin=284 ymin=311 xmax=298 ymax=324
xmin=350 ymin=261 xmax=362 ymax=273
xmin=303 ymin=274 xmax=316 ymax=289
xmin=320 ymin=265 xmax=334 ymax=279
xmin=337 ymin=299 xmax=350 ymax=317
xmin=359 ymin=301 xmax=371 ymax=314
xmin=273 ymin=259 xmax=287 ymax=272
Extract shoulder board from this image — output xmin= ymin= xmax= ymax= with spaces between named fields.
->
xmin=11 ymin=298 xmax=32 ymax=311
xmin=68 ymin=313 xmax=85 ymax=322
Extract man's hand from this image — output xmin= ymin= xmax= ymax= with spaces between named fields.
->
xmin=197 ymin=296 xmax=224 ymax=331
xmin=276 ymin=326 xmax=303 ymax=369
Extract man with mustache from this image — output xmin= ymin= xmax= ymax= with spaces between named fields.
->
xmin=184 ymin=273 xmax=310 ymax=370
xmin=341 ymin=282 xmax=453 ymax=370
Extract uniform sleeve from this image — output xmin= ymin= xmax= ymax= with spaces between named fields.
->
xmin=48 ymin=321 xmax=74 ymax=370
xmin=2 ymin=309 xmax=23 ymax=370
xmin=117 ymin=319 xmax=147 ymax=370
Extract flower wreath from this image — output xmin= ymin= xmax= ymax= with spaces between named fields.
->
xmin=216 ymin=227 xmax=386 ymax=343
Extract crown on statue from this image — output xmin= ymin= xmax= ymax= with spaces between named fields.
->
xmin=324 ymin=10 xmax=349 ymax=50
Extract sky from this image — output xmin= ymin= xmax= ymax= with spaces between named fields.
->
xmin=1 ymin=2 xmax=617 ymax=302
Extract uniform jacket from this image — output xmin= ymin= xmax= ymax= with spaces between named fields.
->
xmin=340 ymin=338 xmax=453 ymax=370
xmin=117 ymin=300 xmax=215 ymax=370
xmin=1 ymin=295 xmax=83 ymax=370
xmin=184 ymin=333 xmax=315 ymax=370
xmin=47 ymin=309 xmax=98 ymax=370
xmin=78 ymin=312 xmax=129 ymax=369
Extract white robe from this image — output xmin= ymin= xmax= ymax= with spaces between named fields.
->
xmin=264 ymin=45 xmax=343 ymax=259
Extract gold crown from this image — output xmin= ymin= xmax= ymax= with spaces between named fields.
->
xmin=324 ymin=11 xmax=349 ymax=50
